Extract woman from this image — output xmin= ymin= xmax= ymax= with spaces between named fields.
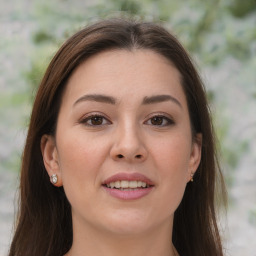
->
xmin=9 ymin=18 xmax=226 ymax=256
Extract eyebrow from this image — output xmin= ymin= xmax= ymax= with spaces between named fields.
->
xmin=73 ymin=94 xmax=116 ymax=106
xmin=73 ymin=93 xmax=182 ymax=108
xmin=142 ymin=94 xmax=182 ymax=108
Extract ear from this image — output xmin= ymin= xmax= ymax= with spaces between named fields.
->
xmin=187 ymin=133 xmax=202 ymax=183
xmin=41 ymin=135 xmax=63 ymax=187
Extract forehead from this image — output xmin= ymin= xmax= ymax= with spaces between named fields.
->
xmin=63 ymin=49 xmax=187 ymax=107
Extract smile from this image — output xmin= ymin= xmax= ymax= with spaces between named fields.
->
xmin=102 ymin=173 xmax=155 ymax=200
xmin=105 ymin=180 xmax=151 ymax=189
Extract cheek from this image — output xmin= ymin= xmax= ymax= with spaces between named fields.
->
xmin=151 ymin=135 xmax=191 ymax=210
xmin=58 ymin=129 xmax=106 ymax=167
xmin=152 ymin=134 xmax=191 ymax=175
xmin=56 ymin=132 xmax=112 ymax=218
xmin=56 ymin=130 xmax=109 ymax=193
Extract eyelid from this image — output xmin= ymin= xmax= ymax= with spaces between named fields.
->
xmin=79 ymin=112 xmax=112 ymax=126
xmin=144 ymin=112 xmax=174 ymax=120
xmin=144 ymin=112 xmax=175 ymax=126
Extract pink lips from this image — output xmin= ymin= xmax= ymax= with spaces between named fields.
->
xmin=103 ymin=173 xmax=154 ymax=186
xmin=102 ymin=173 xmax=154 ymax=200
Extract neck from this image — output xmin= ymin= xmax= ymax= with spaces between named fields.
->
xmin=65 ymin=215 xmax=178 ymax=256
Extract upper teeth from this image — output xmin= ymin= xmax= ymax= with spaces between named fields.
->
xmin=106 ymin=180 xmax=148 ymax=189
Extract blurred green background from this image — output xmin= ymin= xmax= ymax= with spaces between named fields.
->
xmin=0 ymin=0 xmax=256 ymax=255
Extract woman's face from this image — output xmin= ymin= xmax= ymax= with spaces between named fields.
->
xmin=42 ymin=49 xmax=201 ymax=236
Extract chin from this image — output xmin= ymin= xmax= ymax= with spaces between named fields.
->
xmin=98 ymin=209 xmax=159 ymax=235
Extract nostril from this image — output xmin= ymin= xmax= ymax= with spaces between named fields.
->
xmin=115 ymin=154 xmax=143 ymax=159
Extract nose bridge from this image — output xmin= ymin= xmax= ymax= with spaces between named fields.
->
xmin=110 ymin=116 xmax=147 ymax=162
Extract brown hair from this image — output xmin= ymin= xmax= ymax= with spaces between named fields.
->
xmin=9 ymin=18 xmax=226 ymax=256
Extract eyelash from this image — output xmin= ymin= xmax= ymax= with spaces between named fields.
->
xmin=79 ymin=113 xmax=111 ymax=127
xmin=79 ymin=113 xmax=174 ymax=127
xmin=144 ymin=114 xmax=174 ymax=127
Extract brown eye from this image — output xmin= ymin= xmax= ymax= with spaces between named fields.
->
xmin=81 ymin=114 xmax=110 ymax=126
xmin=145 ymin=115 xmax=174 ymax=127
xmin=91 ymin=116 xmax=104 ymax=125
xmin=151 ymin=116 xmax=164 ymax=125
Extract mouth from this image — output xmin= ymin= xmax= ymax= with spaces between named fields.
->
xmin=102 ymin=173 xmax=155 ymax=200
xmin=103 ymin=180 xmax=153 ymax=190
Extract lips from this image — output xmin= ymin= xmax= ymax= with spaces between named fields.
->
xmin=102 ymin=173 xmax=155 ymax=200
xmin=106 ymin=180 xmax=149 ymax=189
xmin=103 ymin=172 xmax=154 ymax=186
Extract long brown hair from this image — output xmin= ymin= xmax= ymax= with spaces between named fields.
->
xmin=9 ymin=18 xmax=226 ymax=256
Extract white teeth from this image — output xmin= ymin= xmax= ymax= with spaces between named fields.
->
xmin=120 ymin=180 xmax=129 ymax=188
xmin=114 ymin=180 xmax=120 ymax=188
xmin=129 ymin=181 xmax=137 ymax=188
xmin=106 ymin=180 xmax=149 ymax=189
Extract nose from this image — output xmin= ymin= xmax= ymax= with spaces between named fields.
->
xmin=110 ymin=123 xmax=148 ymax=163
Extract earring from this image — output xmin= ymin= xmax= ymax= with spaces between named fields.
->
xmin=190 ymin=172 xmax=194 ymax=182
xmin=50 ymin=174 xmax=58 ymax=184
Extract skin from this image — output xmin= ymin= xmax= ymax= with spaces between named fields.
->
xmin=41 ymin=49 xmax=202 ymax=256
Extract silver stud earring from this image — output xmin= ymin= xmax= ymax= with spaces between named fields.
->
xmin=50 ymin=174 xmax=58 ymax=184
